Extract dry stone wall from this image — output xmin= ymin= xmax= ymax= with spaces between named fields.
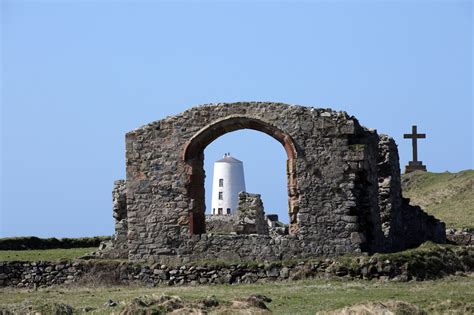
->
xmin=2 ymin=245 xmax=472 ymax=288
xmin=446 ymin=228 xmax=474 ymax=246
xmin=112 ymin=102 xmax=445 ymax=262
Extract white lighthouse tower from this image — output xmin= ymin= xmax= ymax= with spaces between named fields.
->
xmin=211 ymin=153 xmax=246 ymax=215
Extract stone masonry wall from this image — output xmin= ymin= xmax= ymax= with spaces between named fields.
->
xmin=205 ymin=215 xmax=238 ymax=234
xmin=124 ymin=103 xmax=371 ymax=261
xmin=375 ymin=136 xmax=446 ymax=252
xmin=377 ymin=135 xmax=404 ymax=251
xmin=205 ymin=192 xmax=269 ymax=235
xmin=2 ymin=244 xmax=472 ymax=288
xmin=399 ymin=201 xmax=446 ymax=248
xmin=118 ymin=102 xmax=445 ymax=262
xmin=112 ymin=180 xmax=127 ymax=247
xmin=235 ymin=192 xmax=269 ymax=235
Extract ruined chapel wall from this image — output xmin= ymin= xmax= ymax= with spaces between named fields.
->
xmin=236 ymin=192 xmax=269 ymax=235
xmin=399 ymin=202 xmax=446 ymax=249
xmin=205 ymin=215 xmax=239 ymax=234
xmin=376 ymin=135 xmax=404 ymax=251
xmin=375 ymin=135 xmax=446 ymax=251
xmin=122 ymin=102 xmax=444 ymax=262
xmin=125 ymin=118 xmax=193 ymax=259
xmin=343 ymin=128 xmax=386 ymax=253
xmin=125 ymin=103 xmax=372 ymax=261
xmin=112 ymin=180 xmax=127 ymax=247
xmin=204 ymin=192 xmax=269 ymax=235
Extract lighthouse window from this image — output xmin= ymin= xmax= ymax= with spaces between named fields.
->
xmin=219 ymin=178 xmax=224 ymax=187
xmin=226 ymin=208 xmax=231 ymax=214
xmin=218 ymin=208 xmax=223 ymax=215
xmin=218 ymin=192 xmax=223 ymax=200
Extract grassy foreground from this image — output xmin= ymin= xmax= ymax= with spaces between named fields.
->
xmin=402 ymin=170 xmax=474 ymax=229
xmin=0 ymin=247 xmax=95 ymax=261
xmin=1 ymin=275 xmax=473 ymax=314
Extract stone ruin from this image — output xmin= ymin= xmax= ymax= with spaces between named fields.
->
xmin=107 ymin=102 xmax=445 ymax=263
xmin=206 ymin=192 xmax=270 ymax=235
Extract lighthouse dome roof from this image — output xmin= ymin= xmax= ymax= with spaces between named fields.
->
xmin=216 ymin=153 xmax=242 ymax=163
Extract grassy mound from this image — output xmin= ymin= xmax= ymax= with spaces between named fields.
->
xmin=402 ymin=170 xmax=474 ymax=229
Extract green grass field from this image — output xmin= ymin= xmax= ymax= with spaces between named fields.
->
xmin=0 ymin=247 xmax=95 ymax=261
xmin=1 ymin=275 xmax=472 ymax=314
xmin=402 ymin=170 xmax=474 ymax=229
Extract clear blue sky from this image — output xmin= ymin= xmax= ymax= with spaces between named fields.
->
xmin=1 ymin=0 xmax=472 ymax=237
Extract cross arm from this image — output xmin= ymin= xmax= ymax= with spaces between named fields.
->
xmin=404 ymin=133 xmax=426 ymax=139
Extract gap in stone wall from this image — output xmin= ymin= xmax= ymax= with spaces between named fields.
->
xmin=203 ymin=129 xmax=289 ymax=230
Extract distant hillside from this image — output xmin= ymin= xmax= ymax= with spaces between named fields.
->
xmin=401 ymin=170 xmax=474 ymax=229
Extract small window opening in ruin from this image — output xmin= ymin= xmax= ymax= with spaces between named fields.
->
xmin=218 ymin=192 xmax=223 ymax=200
xmin=219 ymin=178 xmax=224 ymax=187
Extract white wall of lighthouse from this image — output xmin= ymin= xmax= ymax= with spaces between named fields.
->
xmin=211 ymin=153 xmax=246 ymax=215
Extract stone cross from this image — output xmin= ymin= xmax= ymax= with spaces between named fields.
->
xmin=403 ymin=125 xmax=427 ymax=173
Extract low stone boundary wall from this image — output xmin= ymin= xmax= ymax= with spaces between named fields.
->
xmin=1 ymin=245 xmax=472 ymax=288
xmin=446 ymin=228 xmax=474 ymax=246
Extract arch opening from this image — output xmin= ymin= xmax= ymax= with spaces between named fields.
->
xmin=182 ymin=116 xmax=300 ymax=235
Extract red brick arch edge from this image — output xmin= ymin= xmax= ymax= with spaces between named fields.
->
xmin=182 ymin=116 xmax=300 ymax=235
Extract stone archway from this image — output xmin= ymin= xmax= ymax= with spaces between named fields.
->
xmin=182 ymin=115 xmax=300 ymax=235
xmin=120 ymin=102 xmax=446 ymax=262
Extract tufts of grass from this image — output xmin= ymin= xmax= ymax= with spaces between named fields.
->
xmin=0 ymin=275 xmax=473 ymax=314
